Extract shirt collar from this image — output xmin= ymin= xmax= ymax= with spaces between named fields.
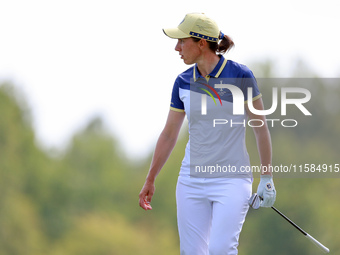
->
xmin=193 ymin=55 xmax=228 ymax=82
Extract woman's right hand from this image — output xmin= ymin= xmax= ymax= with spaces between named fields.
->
xmin=138 ymin=180 xmax=155 ymax=211
xmin=138 ymin=110 xmax=185 ymax=211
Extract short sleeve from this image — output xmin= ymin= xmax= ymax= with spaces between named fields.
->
xmin=242 ymin=69 xmax=261 ymax=103
xmin=170 ymin=80 xmax=185 ymax=112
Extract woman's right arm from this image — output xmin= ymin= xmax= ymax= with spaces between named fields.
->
xmin=138 ymin=110 xmax=185 ymax=210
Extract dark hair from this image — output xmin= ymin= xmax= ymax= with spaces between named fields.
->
xmin=192 ymin=34 xmax=234 ymax=54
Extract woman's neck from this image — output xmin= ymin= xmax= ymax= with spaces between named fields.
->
xmin=196 ymin=54 xmax=220 ymax=77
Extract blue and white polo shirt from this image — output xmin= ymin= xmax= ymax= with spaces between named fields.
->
xmin=170 ymin=55 xmax=261 ymax=178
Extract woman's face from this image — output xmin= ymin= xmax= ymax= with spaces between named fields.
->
xmin=175 ymin=38 xmax=201 ymax=65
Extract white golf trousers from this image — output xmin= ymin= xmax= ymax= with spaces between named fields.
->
xmin=176 ymin=176 xmax=252 ymax=255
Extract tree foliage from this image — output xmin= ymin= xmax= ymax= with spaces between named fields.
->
xmin=0 ymin=62 xmax=339 ymax=254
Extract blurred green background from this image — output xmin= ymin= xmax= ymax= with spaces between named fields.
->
xmin=0 ymin=61 xmax=339 ymax=255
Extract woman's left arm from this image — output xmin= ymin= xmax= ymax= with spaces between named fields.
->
xmin=245 ymin=98 xmax=276 ymax=207
xmin=245 ymin=98 xmax=272 ymax=176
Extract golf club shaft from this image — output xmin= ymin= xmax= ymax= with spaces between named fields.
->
xmin=256 ymin=195 xmax=329 ymax=253
xmin=270 ymin=205 xmax=329 ymax=253
xmin=270 ymin=206 xmax=306 ymax=235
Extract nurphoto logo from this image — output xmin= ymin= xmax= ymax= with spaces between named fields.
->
xmin=199 ymin=82 xmax=311 ymax=128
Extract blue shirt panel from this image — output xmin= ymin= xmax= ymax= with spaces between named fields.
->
xmin=170 ymin=56 xmax=261 ymax=112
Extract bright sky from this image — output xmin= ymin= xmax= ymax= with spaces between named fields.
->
xmin=1 ymin=0 xmax=339 ymax=159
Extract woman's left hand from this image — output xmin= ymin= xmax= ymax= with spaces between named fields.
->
xmin=257 ymin=175 xmax=276 ymax=207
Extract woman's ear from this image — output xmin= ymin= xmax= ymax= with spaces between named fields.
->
xmin=198 ymin=39 xmax=208 ymax=50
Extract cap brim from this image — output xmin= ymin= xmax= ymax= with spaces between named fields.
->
xmin=163 ymin=28 xmax=190 ymax=39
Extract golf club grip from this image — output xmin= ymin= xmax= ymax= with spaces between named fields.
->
xmin=305 ymin=234 xmax=330 ymax=253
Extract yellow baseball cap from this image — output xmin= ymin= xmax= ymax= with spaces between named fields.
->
xmin=163 ymin=13 xmax=220 ymax=42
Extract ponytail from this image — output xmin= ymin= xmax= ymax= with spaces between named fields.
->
xmin=191 ymin=32 xmax=235 ymax=54
xmin=217 ymin=34 xmax=234 ymax=54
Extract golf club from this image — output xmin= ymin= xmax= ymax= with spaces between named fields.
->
xmin=249 ymin=193 xmax=330 ymax=253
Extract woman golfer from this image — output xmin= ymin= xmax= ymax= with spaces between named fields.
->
xmin=139 ymin=13 xmax=276 ymax=255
